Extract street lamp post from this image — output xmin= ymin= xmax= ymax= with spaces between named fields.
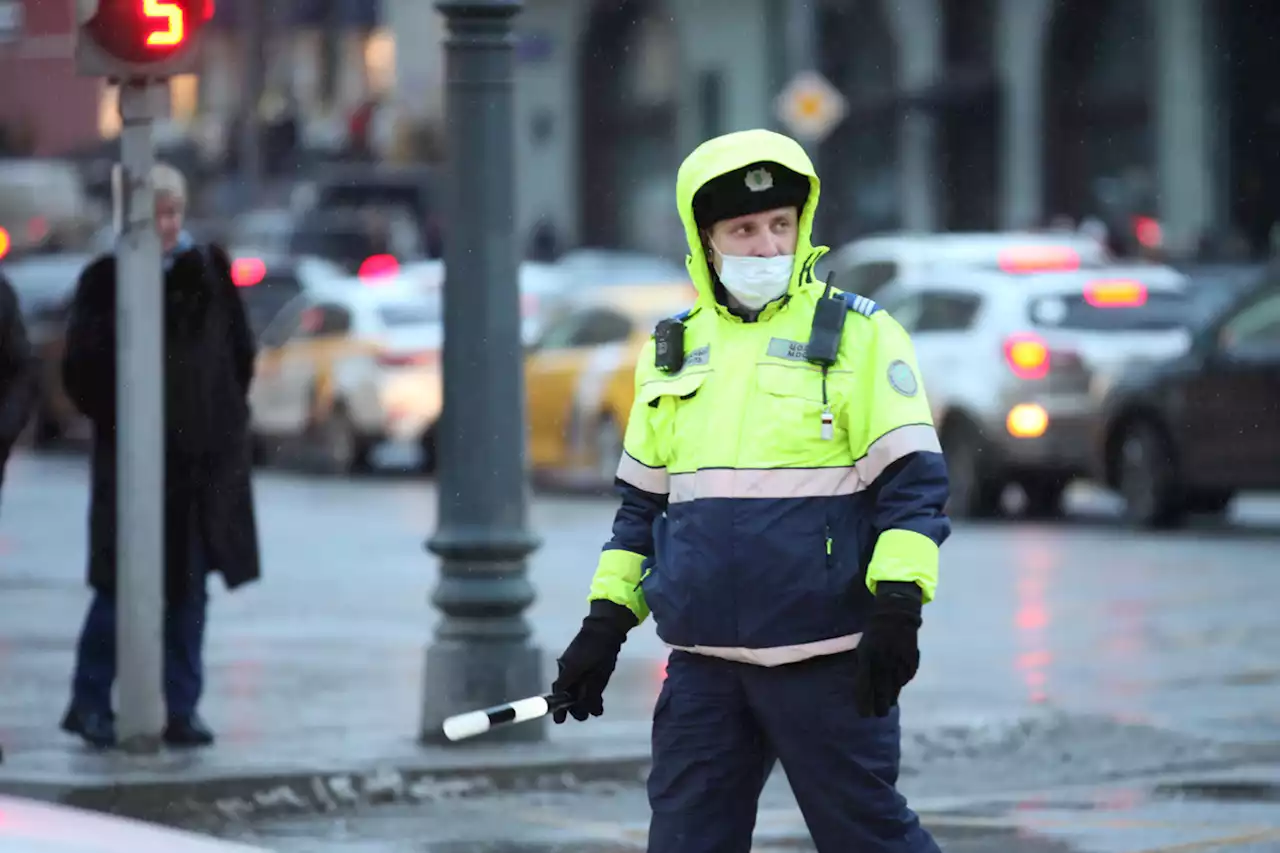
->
xmin=420 ymin=0 xmax=545 ymax=745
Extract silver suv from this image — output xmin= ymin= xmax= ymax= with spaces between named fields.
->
xmin=875 ymin=265 xmax=1194 ymax=519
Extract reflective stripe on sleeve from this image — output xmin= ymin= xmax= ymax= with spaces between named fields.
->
xmin=855 ymin=423 xmax=942 ymax=486
xmin=616 ymin=452 xmax=669 ymax=495
xmin=665 ymin=632 xmax=861 ymax=667
xmin=668 ymin=466 xmax=861 ymax=504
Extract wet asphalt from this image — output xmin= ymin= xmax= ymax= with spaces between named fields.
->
xmin=2 ymin=450 xmax=1280 ymax=851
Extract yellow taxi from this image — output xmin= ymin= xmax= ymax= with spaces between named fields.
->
xmin=524 ymin=281 xmax=697 ymax=487
xmin=248 ymin=279 xmax=443 ymax=474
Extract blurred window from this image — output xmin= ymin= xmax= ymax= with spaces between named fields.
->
xmin=845 ymin=261 xmax=898 ymax=297
xmin=379 ymin=302 xmax=441 ymax=327
xmin=1027 ymin=292 xmax=1190 ymax=332
xmin=303 ymin=304 xmax=353 ymax=337
xmin=1220 ymin=291 xmax=1280 ymax=352
xmin=259 ymin=295 xmax=311 ymax=348
xmin=879 ymin=292 xmax=923 ymax=332
xmin=915 ymin=292 xmax=982 ymax=332
xmin=240 ymin=272 xmax=304 ymax=338
xmin=288 ymin=227 xmax=377 ymax=269
xmin=575 ymin=309 xmax=634 ymax=346
xmin=537 ymin=308 xmax=633 ymax=350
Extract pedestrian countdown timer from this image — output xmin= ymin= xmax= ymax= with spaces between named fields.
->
xmin=74 ymin=0 xmax=212 ymax=78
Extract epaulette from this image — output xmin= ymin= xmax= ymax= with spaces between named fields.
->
xmin=841 ymin=291 xmax=881 ymax=317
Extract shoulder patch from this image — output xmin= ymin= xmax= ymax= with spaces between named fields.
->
xmin=886 ymin=359 xmax=919 ymax=397
xmin=840 ymin=291 xmax=881 ymax=317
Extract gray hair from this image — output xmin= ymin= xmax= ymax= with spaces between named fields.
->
xmin=150 ymin=162 xmax=187 ymax=204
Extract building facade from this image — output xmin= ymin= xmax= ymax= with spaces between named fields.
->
xmin=510 ymin=0 xmax=1278 ymax=261
xmin=2 ymin=0 xmax=1276 ymax=262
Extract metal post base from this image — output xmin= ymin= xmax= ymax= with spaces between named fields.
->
xmin=420 ymin=639 xmax=546 ymax=744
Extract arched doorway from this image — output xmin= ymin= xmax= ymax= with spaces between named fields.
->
xmin=577 ymin=0 xmax=679 ymax=254
xmin=1043 ymin=0 xmax=1155 ymax=246
xmin=814 ymin=0 xmax=900 ymax=244
xmin=1221 ymin=0 xmax=1280 ymax=256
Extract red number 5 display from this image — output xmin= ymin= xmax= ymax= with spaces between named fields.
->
xmin=80 ymin=0 xmax=212 ymax=66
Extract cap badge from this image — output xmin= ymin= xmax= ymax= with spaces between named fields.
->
xmin=744 ymin=167 xmax=773 ymax=193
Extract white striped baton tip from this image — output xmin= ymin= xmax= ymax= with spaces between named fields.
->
xmin=442 ymin=694 xmax=563 ymax=742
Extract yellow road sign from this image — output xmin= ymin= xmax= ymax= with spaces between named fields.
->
xmin=774 ymin=70 xmax=848 ymax=143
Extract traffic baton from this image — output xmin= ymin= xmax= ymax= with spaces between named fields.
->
xmin=442 ymin=692 xmax=574 ymax=742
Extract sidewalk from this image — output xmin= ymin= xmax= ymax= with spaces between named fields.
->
xmin=0 ymin=453 xmax=658 ymax=822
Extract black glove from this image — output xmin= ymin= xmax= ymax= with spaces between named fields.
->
xmin=854 ymin=581 xmax=923 ymax=718
xmin=551 ymin=600 xmax=636 ymax=723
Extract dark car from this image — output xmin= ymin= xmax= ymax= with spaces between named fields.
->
xmin=2 ymin=252 xmax=97 ymax=447
xmin=1094 ymin=267 xmax=1280 ymax=528
xmin=229 ymin=207 xmax=425 ymax=279
xmin=307 ymin=165 xmax=443 ymax=258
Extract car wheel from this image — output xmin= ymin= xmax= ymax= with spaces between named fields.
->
xmin=29 ymin=408 xmax=63 ymax=450
xmin=316 ymin=408 xmax=368 ymax=476
xmin=1184 ymin=489 xmax=1234 ymax=516
xmin=1117 ymin=420 xmax=1185 ymax=529
xmin=943 ymin=421 xmax=1004 ymax=519
xmin=1022 ymin=476 xmax=1067 ymax=519
xmin=594 ymin=415 xmax=624 ymax=487
xmin=418 ymin=427 xmax=437 ymax=476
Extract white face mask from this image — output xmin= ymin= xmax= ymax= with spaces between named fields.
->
xmin=712 ymin=245 xmax=795 ymax=310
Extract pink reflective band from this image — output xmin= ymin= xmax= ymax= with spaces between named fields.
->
xmin=616 ymin=452 xmax=669 ymax=495
xmin=666 ymin=632 xmax=863 ymax=667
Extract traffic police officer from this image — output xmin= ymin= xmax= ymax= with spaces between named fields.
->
xmin=552 ymin=129 xmax=951 ymax=852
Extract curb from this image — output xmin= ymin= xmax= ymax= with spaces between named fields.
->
xmin=0 ymin=748 xmax=654 ymax=825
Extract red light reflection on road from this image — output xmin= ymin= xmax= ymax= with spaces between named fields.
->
xmin=1099 ymin=595 xmax=1152 ymax=724
xmin=1014 ymin=542 xmax=1055 ymax=704
xmin=224 ymin=658 xmax=264 ymax=743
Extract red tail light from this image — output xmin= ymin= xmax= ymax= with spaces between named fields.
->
xmin=377 ymin=349 xmax=439 ymax=368
xmin=1133 ymin=215 xmax=1162 ymax=248
xmin=0 ymin=227 xmax=10 ymax=260
xmin=231 ymin=257 xmax=266 ymax=287
xmin=1084 ymin=279 xmax=1147 ymax=307
xmin=359 ymin=254 xmax=400 ymax=281
xmin=1004 ymin=333 xmax=1051 ymax=380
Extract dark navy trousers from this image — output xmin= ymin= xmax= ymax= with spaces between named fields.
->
xmin=647 ymin=650 xmax=941 ymax=853
xmin=70 ymin=581 xmax=209 ymax=720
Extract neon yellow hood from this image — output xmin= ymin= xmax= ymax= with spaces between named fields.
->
xmin=676 ymin=128 xmax=827 ymax=310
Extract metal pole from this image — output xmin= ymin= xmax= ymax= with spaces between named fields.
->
xmin=420 ymin=0 xmax=543 ymax=745
xmin=785 ymin=0 xmax=818 ymax=159
xmin=114 ymin=80 xmax=166 ymax=753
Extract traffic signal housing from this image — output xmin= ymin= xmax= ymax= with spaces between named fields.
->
xmin=74 ymin=0 xmax=213 ymax=79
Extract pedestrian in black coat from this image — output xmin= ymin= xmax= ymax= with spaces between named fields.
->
xmin=0 ymin=270 xmax=38 ymax=503
xmin=59 ymin=163 xmax=261 ymax=749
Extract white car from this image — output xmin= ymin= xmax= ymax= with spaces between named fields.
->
xmin=874 ymin=264 xmax=1195 ymax=519
xmin=0 ymin=794 xmax=269 ymax=853
xmin=248 ymin=280 xmax=443 ymax=474
xmin=821 ymin=231 xmax=1113 ymax=298
xmin=398 ymin=260 xmax=574 ymax=345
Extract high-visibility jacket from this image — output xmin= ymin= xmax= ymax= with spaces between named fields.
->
xmin=587 ymin=129 xmax=951 ymax=667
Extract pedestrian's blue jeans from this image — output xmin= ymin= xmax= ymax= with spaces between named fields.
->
xmin=71 ymin=534 xmax=210 ymax=720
